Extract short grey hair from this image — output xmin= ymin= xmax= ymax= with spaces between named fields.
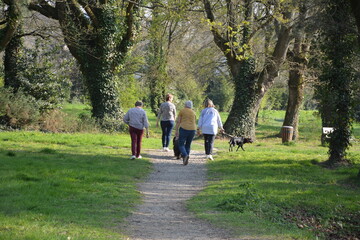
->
xmin=185 ymin=100 xmax=193 ymax=108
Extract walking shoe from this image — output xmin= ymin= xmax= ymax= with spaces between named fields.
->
xmin=130 ymin=155 xmax=136 ymax=160
xmin=165 ymin=147 xmax=170 ymax=152
xmin=137 ymin=155 xmax=142 ymax=159
xmin=208 ymin=155 xmax=214 ymax=161
xmin=183 ymin=155 xmax=189 ymax=166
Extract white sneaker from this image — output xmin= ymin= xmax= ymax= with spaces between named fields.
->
xmin=165 ymin=147 xmax=170 ymax=152
xmin=137 ymin=155 xmax=142 ymax=159
xmin=207 ymin=155 xmax=214 ymax=161
xmin=130 ymin=155 xmax=136 ymax=160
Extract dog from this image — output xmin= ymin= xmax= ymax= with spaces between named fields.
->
xmin=229 ymin=136 xmax=253 ymax=152
xmin=173 ymin=137 xmax=181 ymax=159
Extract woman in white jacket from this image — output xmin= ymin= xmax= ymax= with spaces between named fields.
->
xmin=197 ymin=99 xmax=224 ymax=160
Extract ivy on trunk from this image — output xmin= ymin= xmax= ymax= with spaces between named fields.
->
xmin=317 ymin=0 xmax=356 ymax=166
xmin=203 ymin=0 xmax=293 ymax=138
xmin=29 ymin=0 xmax=141 ymax=124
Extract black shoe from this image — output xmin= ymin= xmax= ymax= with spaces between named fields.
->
xmin=183 ymin=155 xmax=189 ymax=166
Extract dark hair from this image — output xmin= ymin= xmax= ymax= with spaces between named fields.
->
xmin=135 ymin=101 xmax=143 ymax=107
xmin=165 ymin=93 xmax=173 ymax=101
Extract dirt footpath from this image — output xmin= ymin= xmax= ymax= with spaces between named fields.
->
xmin=124 ymin=149 xmax=240 ymax=240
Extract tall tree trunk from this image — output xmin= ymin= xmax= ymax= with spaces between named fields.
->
xmin=350 ymin=0 xmax=360 ymax=178
xmin=223 ymin=25 xmax=292 ymax=138
xmin=79 ymin=58 xmax=122 ymax=120
xmin=4 ymin=23 xmax=23 ymax=91
xmin=318 ymin=0 xmax=354 ymax=166
xmin=223 ymin=59 xmax=261 ymax=138
xmin=283 ymin=38 xmax=309 ymax=140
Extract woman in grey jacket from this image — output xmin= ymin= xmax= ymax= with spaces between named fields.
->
xmin=156 ymin=94 xmax=176 ymax=152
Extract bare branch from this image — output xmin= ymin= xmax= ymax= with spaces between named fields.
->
xmin=203 ymin=0 xmax=229 ymax=53
xmin=68 ymin=0 xmax=91 ymax=29
xmin=28 ymin=0 xmax=59 ymax=20
xmin=78 ymin=0 xmax=99 ymax=27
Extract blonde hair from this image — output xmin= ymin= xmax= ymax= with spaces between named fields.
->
xmin=204 ymin=99 xmax=214 ymax=108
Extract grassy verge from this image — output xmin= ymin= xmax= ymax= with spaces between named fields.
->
xmin=189 ymin=110 xmax=360 ymax=239
xmin=0 ymin=131 xmax=152 ymax=240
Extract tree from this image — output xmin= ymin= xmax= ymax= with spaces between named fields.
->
xmin=0 ymin=0 xmax=23 ymax=52
xmin=317 ymin=0 xmax=356 ymax=166
xmin=4 ymin=20 xmax=23 ymax=91
xmin=350 ymin=0 xmax=360 ymax=46
xmin=349 ymin=0 xmax=360 ymax=178
xmin=282 ymin=3 xmax=311 ymax=140
xmin=203 ymin=0 xmax=294 ymax=138
xmin=29 ymin=0 xmax=141 ymax=124
xmin=145 ymin=2 xmax=171 ymax=115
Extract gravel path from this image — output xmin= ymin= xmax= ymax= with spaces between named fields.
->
xmin=124 ymin=148 xmax=239 ymax=240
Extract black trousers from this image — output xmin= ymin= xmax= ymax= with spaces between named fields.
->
xmin=203 ymin=134 xmax=216 ymax=155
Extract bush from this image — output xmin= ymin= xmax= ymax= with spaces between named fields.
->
xmin=0 ymin=88 xmax=41 ymax=129
xmin=77 ymin=113 xmax=100 ymax=133
xmin=40 ymin=109 xmax=72 ymax=133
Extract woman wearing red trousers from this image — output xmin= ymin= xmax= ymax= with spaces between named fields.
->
xmin=123 ymin=101 xmax=149 ymax=159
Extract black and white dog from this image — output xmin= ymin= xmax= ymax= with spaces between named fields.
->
xmin=228 ymin=136 xmax=253 ymax=152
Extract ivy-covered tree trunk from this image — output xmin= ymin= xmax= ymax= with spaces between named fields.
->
xmin=318 ymin=0 xmax=355 ymax=166
xmin=4 ymin=25 xmax=23 ymax=91
xmin=203 ymin=0 xmax=293 ymax=138
xmin=80 ymin=60 xmax=121 ymax=120
xmin=223 ymin=59 xmax=261 ymax=138
xmin=350 ymin=0 xmax=360 ymax=178
xmin=29 ymin=0 xmax=141 ymax=123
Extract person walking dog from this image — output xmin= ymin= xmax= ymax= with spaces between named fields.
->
xmin=156 ymin=93 xmax=176 ymax=152
xmin=124 ymin=101 xmax=149 ymax=160
xmin=175 ymin=100 xmax=196 ymax=166
xmin=197 ymin=99 xmax=224 ymax=160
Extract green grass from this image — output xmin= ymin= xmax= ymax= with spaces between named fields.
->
xmin=1 ymin=104 xmax=359 ymax=239
xmin=0 ymin=131 xmax=152 ymax=240
xmin=61 ymin=103 xmax=92 ymax=118
xmin=188 ymin=110 xmax=360 ymax=239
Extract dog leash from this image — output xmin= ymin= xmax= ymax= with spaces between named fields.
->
xmin=221 ymin=131 xmax=235 ymax=139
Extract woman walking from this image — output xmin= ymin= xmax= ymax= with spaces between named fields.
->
xmin=175 ymin=101 xmax=196 ymax=166
xmin=197 ymin=99 xmax=224 ymax=160
xmin=156 ymin=94 xmax=176 ymax=152
xmin=123 ymin=101 xmax=149 ymax=159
